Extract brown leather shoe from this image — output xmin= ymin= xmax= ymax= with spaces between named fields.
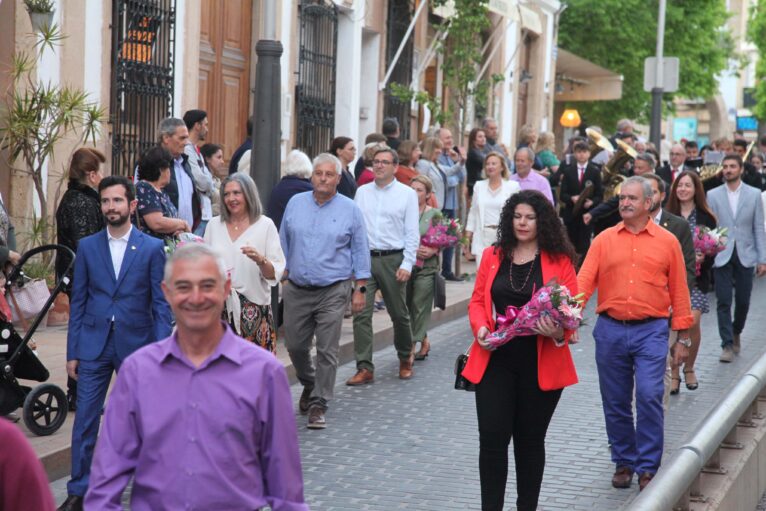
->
xmin=733 ymin=333 xmax=741 ymax=354
xmin=611 ymin=466 xmax=634 ymax=488
xmin=346 ymin=368 xmax=374 ymax=386
xmin=638 ymin=472 xmax=654 ymax=491
xmin=399 ymin=352 xmax=415 ymax=380
xmin=307 ymin=405 xmax=327 ymax=429
xmin=298 ymin=385 xmax=314 ymax=415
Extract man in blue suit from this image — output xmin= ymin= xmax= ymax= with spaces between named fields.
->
xmin=58 ymin=176 xmax=173 ymax=511
xmin=707 ymin=154 xmax=766 ymax=363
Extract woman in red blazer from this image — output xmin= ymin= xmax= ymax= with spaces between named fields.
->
xmin=462 ymin=190 xmax=579 ymax=511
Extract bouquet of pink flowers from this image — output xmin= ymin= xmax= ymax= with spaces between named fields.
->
xmin=693 ymin=226 xmax=727 ymax=275
xmin=416 ymin=216 xmax=463 ymax=267
xmin=485 ymin=279 xmax=584 ymax=350
xmin=164 ymin=232 xmax=205 ymax=255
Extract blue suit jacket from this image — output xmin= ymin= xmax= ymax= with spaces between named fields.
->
xmin=707 ymin=182 xmax=766 ymax=268
xmin=67 ymin=227 xmax=173 ymax=362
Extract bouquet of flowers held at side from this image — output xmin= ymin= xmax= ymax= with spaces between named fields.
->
xmin=164 ymin=232 xmax=205 ymax=255
xmin=485 ymin=279 xmax=584 ymax=350
xmin=415 ymin=216 xmax=467 ymax=267
xmin=693 ymin=226 xmax=728 ymax=276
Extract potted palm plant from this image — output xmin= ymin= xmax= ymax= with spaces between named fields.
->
xmin=24 ymin=0 xmax=56 ymax=32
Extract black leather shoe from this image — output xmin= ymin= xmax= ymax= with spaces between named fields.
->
xmin=57 ymin=495 xmax=84 ymax=511
xmin=443 ymin=273 xmax=464 ymax=282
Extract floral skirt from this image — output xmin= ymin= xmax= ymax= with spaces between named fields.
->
xmin=224 ymin=293 xmax=277 ymax=354
xmin=691 ymin=287 xmax=709 ymax=314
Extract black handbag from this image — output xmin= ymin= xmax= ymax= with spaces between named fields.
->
xmin=433 ymin=272 xmax=446 ymax=310
xmin=454 ymin=348 xmax=477 ymax=391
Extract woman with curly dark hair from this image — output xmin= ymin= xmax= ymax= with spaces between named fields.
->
xmin=462 ymin=189 xmax=579 ymax=510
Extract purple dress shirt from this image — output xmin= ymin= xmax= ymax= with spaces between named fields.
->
xmin=85 ymin=324 xmax=309 ymax=511
xmin=509 ymin=171 xmax=555 ymax=204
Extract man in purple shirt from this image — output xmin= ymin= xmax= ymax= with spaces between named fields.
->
xmin=509 ymin=147 xmax=554 ymax=204
xmin=85 ymin=243 xmax=308 ymax=510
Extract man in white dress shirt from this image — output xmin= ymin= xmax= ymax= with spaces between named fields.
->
xmin=347 ymin=147 xmax=420 ymax=384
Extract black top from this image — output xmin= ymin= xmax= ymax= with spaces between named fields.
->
xmin=55 ymin=181 xmax=105 ymax=286
xmin=491 ymin=253 xmax=544 ymax=352
xmin=466 ymin=148 xmax=485 ymax=188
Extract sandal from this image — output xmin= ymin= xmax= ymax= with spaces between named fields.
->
xmin=670 ymin=377 xmax=681 ymax=395
xmin=683 ymin=369 xmax=699 ymax=390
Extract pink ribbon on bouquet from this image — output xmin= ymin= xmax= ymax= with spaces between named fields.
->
xmin=496 ymin=305 xmax=520 ymax=329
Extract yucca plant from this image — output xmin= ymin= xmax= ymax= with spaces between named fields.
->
xmin=23 ymin=0 xmax=55 ymax=13
xmin=0 ymin=23 xmax=104 ymax=263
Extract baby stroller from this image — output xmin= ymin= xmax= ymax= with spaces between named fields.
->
xmin=0 ymin=244 xmax=74 ymax=436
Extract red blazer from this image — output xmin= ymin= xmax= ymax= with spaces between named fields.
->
xmin=462 ymin=246 xmax=579 ymax=391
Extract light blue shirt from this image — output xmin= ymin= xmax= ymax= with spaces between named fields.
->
xmin=354 ymin=179 xmax=420 ymax=272
xmin=174 ymin=157 xmax=194 ymax=227
xmin=436 ymin=153 xmax=466 ymax=211
xmin=280 ymin=191 xmax=371 ymax=287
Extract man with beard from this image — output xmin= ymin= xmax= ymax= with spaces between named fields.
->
xmin=578 ymin=176 xmax=692 ymax=492
xmin=58 ymin=176 xmax=172 ymax=511
xmin=707 ymin=155 xmax=766 ymax=362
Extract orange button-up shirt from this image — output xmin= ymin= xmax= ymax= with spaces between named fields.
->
xmin=577 ymin=219 xmax=693 ymax=331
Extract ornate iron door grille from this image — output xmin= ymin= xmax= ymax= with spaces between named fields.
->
xmin=295 ymin=0 xmax=338 ymax=159
xmin=109 ymin=0 xmax=176 ymax=177
xmin=384 ymin=0 xmax=414 ymax=140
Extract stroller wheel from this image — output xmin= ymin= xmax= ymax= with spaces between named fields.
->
xmin=23 ymin=383 xmax=68 ymax=436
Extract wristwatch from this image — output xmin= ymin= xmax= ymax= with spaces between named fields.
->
xmin=676 ymin=337 xmax=692 ymax=348
xmin=355 ymin=285 xmax=367 ymax=294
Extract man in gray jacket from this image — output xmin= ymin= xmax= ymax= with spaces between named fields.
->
xmin=707 ymin=154 xmax=766 ymax=362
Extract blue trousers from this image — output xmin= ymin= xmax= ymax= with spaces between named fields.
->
xmin=67 ymin=332 xmax=122 ymax=497
xmin=593 ymin=316 xmax=668 ymax=475
xmin=714 ymin=248 xmax=754 ymax=348
xmin=441 ymin=208 xmax=456 ymax=276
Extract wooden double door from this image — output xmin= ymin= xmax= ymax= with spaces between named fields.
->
xmin=198 ymin=1 xmax=253 ymax=159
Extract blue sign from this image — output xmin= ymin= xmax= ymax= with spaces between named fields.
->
xmin=673 ymin=118 xmax=698 ymax=142
xmin=736 ymin=116 xmax=758 ymax=131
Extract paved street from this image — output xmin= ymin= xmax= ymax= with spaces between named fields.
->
xmin=51 ymin=277 xmax=766 ymax=510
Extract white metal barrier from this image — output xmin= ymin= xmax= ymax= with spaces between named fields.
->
xmin=627 ymin=353 xmax=766 ymax=510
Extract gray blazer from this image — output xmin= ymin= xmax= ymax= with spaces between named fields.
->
xmin=707 ymin=182 xmax=766 ymax=268
xmin=416 ymin=160 xmax=448 ymax=208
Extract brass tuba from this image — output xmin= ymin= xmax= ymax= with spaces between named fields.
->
xmin=586 ymin=129 xmax=635 ymax=199
xmin=586 ymin=127 xmax=614 ymax=159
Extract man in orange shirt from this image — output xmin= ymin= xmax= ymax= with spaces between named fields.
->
xmin=577 ymin=176 xmax=693 ymax=492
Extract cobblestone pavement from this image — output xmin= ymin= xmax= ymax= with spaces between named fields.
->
xmin=293 ymin=278 xmax=766 ymax=511
xmin=51 ymin=278 xmax=766 ymax=510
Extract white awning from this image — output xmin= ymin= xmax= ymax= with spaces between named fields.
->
xmin=434 ymin=0 xmax=520 ymax=21
xmin=518 ymin=4 xmax=542 ymax=34
xmin=554 ymin=49 xmax=623 ymax=102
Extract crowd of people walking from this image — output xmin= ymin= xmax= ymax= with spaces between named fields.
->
xmin=4 ymin=109 xmax=766 ymax=511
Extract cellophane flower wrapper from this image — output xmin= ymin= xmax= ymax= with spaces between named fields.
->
xmin=485 ymin=280 xmax=584 ymax=350
xmin=693 ymin=226 xmax=727 ymax=276
xmin=164 ymin=232 xmax=205 ymax=255
xmin=416 ymin=217 xmax=464 ymax=267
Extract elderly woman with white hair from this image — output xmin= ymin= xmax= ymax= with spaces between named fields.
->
xmin=266 ymin=149 xmax=314 ymax=230
xmin=204 ymin=172 xmax=286 ymax=353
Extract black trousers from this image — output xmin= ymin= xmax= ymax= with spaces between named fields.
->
xmin=475 ymin=337 xmax=562 ymax=511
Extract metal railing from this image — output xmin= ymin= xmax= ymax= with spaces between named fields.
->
xmin=628 ymin=352 xmax=766 ymax=510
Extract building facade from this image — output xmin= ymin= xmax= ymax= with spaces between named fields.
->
xmin=1 ymin=0 xmax=564 ymax=244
